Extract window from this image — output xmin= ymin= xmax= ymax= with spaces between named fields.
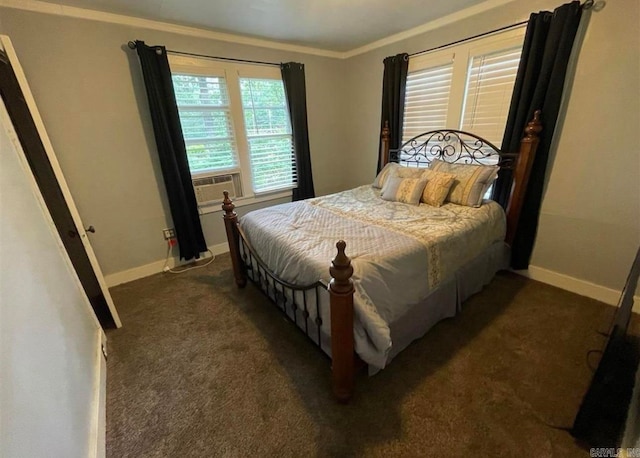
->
xmin=460 ymin=46 xmax=523 ymax=145
xmin=172 ymin=74 xmax=238 ymax=173
xmin=239 ymin=78 xmax=295 ymax=193
xmin=169 ymin=55 xmax=295 ymax=204
xmin=403 ymin=61 xmax=454 ymax=140
xmin=403 ymin=28 xmax=525 ymax=150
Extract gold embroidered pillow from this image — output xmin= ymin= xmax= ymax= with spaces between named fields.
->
xmin=380 ymin=176 xmax=428 ymax=205
xmin=429 ymin=159 xmax=499 ymax=207
xmin=372 ymin=163 xmax=399 ymax=189
xmin=420 ymin=168 xmax=456 ymax=207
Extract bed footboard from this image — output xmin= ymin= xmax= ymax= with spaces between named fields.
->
xmin=329 ymin=241 xmax=355 ymax=403
xmin=222 ymin=193 xmax=356 ymax=402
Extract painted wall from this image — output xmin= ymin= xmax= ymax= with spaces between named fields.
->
xmin=0 ymin=8 xmax=349 ymax=277
xmin=0 ymin=99 xmax=102 ymax=458
xmin=342 ymin=0 xmax=640 ymax=292
xmin=0 ymin=1 xmax=638 ymax=296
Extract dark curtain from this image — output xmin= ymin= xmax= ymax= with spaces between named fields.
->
xmin=281 ymin=62 xmax=315 ymax=201
xmin=377 ymin=53 xmax=409 ymax=172
xmin=134 ymin=41 xmax=207 ymax=261
xmin=491 ymin=1 xmax=582 ymax=269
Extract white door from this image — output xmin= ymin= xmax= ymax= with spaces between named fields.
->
xmin=0 ymin=97 xmax=106 ymax=457
xmin=0 ymin=35 xmax=121 ymax=328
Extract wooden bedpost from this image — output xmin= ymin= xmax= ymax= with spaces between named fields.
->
xmin=505 ymin=110 xmax=543 ymax=246
xmin=222 ymin=191 xmax=247 ymax=288
xmin=379 ymin=120 xmax=391 ymax=169
xmin=328 ymin=240 xmax=355 ymax=403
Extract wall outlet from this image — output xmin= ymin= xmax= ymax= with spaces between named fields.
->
xmin=162 ymin=228 xmax=176 ymax=240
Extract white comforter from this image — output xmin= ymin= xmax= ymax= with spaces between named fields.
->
xmin=240 ymin=185 xmax=505 ymax=369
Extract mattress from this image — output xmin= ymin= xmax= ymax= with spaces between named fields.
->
xmin=240 ymin=185 xmax=507 ymax=369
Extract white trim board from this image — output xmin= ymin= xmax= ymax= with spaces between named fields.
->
xmin=104 ymin=242 xmax=229 ymax=287
xmin=106 ymin=244 xmax=640 ymax=315
xmin=342 ymin=0 xmax=519 ymax=58
xmin=0 ymin=0 xmax=519 ymax=59
xmin=90 ymin=331 xmax=107 ymax=458
xmin=0 ymin=34 xmax=122 ymax=327
xmin=516 ymin=265 xmax=640 ymax=313
xmin=0 ymin=0 xmax=341 ymax=58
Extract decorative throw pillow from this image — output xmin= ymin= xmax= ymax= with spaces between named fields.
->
xmin=380 ymin=176 xmax=428 ymax=205
xmin=429 ymin=159 xmax=499 ymax=207
xmin=372 ymin=162 xmax=399 ymax=189
xmin=420 ymin=168 xmax=456 ymax=207
xmin=373 ymin=163 xmax=425 ymax=189
xmin=394 ymin=166 xmax=426 ymax=179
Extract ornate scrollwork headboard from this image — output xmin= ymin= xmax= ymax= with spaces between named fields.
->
xmin=388 ymin=129 xmax=517 ymax=169
xmin=378 ymin=110 xmax=543 ymax=246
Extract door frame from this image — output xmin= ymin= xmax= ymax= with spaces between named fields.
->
xmin=0 ymin=35 xmax=121 ymax=328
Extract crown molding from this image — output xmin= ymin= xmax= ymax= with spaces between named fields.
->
xmin=342 ymin=0 xmax=519 ymax=58
xmin=0 ymin=0 xmax=343 ymax=58
xmin=0 ymin=0 xmax=519 ymax=59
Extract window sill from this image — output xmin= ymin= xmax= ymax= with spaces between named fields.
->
xmin=197 ymin=190 xmax=292 ymax=215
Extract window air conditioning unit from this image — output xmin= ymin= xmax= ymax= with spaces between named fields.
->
xmin=192 ymin=173 xmax=243 ymax=205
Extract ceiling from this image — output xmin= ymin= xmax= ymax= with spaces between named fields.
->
xmin=32 ymin=0 xmax=495 ymax=52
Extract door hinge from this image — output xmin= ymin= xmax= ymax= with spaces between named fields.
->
xmin=101 ymin=343 xmax=107 ymax=360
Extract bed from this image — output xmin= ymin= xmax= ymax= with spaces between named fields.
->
xmin=222 ymin=111 xmax=542 ymax=402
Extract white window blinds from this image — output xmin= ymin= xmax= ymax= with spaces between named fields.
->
xmin=401 ymin=27 xmax=525 ymax=162
xmin=169 ymin=55 xmax=297 ymax=202
xmin=172 ymin=74 xmax=239 ymax=173
xmin=402 ymin=63 xmax=454 ymax=143
xmin=461 ymin=46 xmax=523 ymax=146
xmin=239 ymin=78 xmax=296 ymax=193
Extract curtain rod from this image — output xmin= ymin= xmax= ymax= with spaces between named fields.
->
xmin=408 ymin=0 xmax=597 ymax=59
xmin=408 ymin=21 xmax=528 ymax=58
xmin=126 ymin=41 xmax=281 ymax=67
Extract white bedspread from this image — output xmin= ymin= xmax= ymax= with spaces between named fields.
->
xmin=240 ymin=185 xmax=505 ymax=369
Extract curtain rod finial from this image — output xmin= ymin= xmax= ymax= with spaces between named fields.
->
xmin=581 ymin=0 xmax=606 ymax=11
xmin=127 ymin=41 xmax=136 ymax=50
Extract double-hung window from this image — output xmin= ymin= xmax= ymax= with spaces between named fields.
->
xmin=169 ymin=55 xmax=295 ymax=209
xmin=171 ymin=71 xmax=238 ymax=173
xmin=403 ymin=27 xmax=525 ymax=155
xmin=239 ymin=77 xmax=296 ymax=193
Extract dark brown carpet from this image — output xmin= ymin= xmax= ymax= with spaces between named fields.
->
xmin=106 ymin=253 xmax=638 ymax=457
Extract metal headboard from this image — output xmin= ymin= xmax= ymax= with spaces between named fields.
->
xmin=389 ymin=129 xmax=517 ymax=169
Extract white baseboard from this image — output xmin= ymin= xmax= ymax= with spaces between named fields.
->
xmin=106 ymin=248 xmax=639 ymax=314
xmin=516 ymin=265 xmax=640 ymax=313
xmin=105 ymin=242 xmax=229 ymax=287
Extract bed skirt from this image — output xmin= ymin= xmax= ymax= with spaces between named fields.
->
xmin=248 ymin=239 xmax=509 ymax=373
xmin=383 ymin=240 xmax=509 ymax=371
